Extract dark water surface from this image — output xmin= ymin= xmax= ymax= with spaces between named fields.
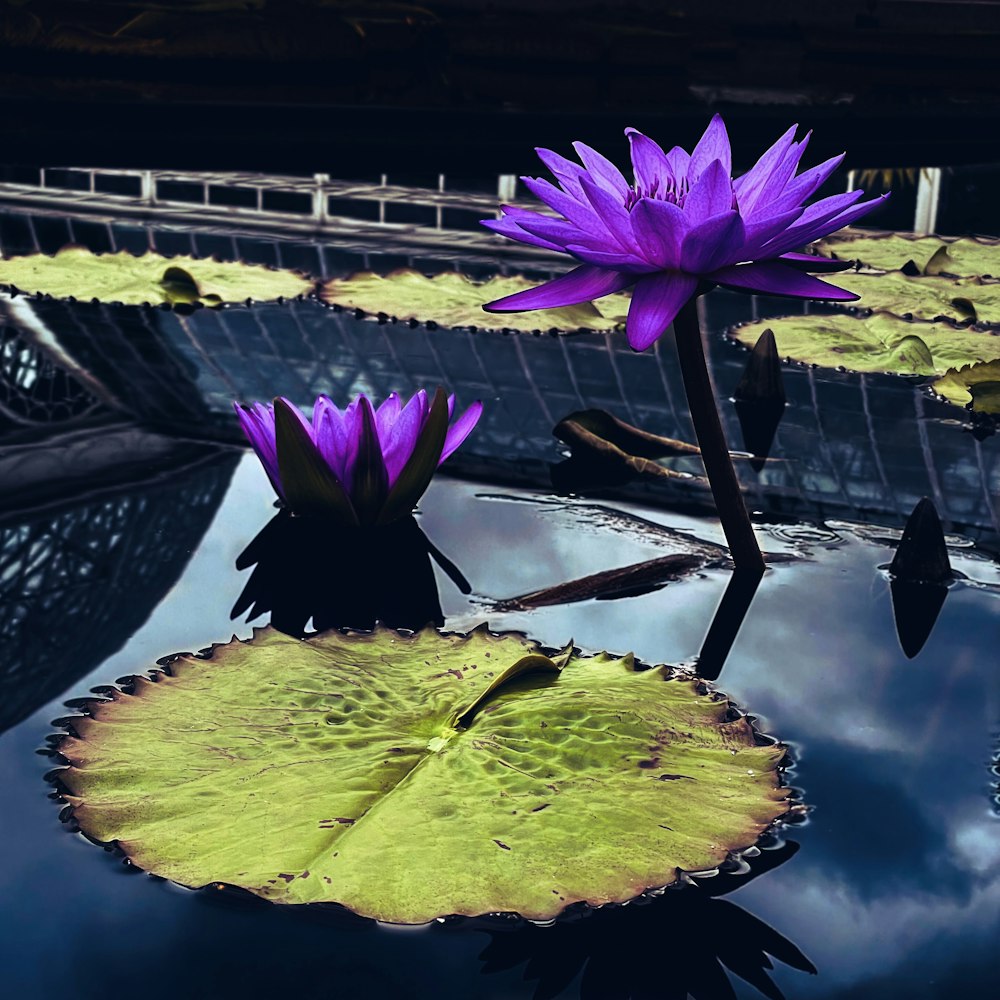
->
xmin=2 ymin=456 xmax=999 ymax=999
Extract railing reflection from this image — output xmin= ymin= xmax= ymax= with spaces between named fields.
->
xmin=0 ymin=445 xmax=237 ymax=734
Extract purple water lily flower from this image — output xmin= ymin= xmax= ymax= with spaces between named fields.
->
xmin=235 ymin=389 xmax=482 ymax=525
xmin=482 ymin=115 xmax=888 ymax=350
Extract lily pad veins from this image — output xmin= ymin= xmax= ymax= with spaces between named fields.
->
xmin=54 ymin=625 xmax=791 ymax=924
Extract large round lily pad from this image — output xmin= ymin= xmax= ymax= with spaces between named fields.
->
xmin=0 ymin=246 xmax=314 ymax=306
xmin=56 ymin=626 xmax=789 ymax=924
xmin=817 ymin=231 xmax=1000 ymax=278
xmin=729 ymin=312 xmax=1000 ymax=376
xmin=321 ymin=268 xmax=631 ymax=332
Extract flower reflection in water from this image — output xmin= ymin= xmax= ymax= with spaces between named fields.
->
xmin=232 ymin=509 xmax=470 ymax=637
xmin=235 ymin=388 xmax=482 ymax=525
xmin=480 ymin=840 xmax=815 ymax=1000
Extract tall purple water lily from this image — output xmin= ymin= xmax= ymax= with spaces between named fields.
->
xmin=235 ymin=389 xmax=482 ymax=526
xmin=482 ymin=115 xmax=887 ymax=350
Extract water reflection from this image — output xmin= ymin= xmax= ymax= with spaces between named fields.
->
xmin=232 ymin=509 xmax=469 ymax=635
xmin=0 ymin=447 xmax=236 ymax=734
xmin=886 ymin=498 xmax=954 ymax=659
xmin=480 ymin=842 xmax=815 ymax=1000
xmin=695 ymin=566 xmax=765 ymax=681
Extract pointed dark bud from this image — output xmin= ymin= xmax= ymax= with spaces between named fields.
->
xmin=733 ymin=329 xmax=786 ymax=405
xmin=889 ymin=497 xmax=952 ymax=584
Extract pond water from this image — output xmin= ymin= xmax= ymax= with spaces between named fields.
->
xmin=1 ymin=209 xmax=1000 ymax=998
xmin=2 ymin=454 xmax=999 ymax=998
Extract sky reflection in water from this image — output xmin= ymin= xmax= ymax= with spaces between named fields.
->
xmin=1 ymin=455 xmax=998 ymax=998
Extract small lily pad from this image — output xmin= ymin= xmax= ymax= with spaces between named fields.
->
xmin=817 ymin=230 xmax=1000 ymax=278
xmin=321 ymin=269 xmax=632 ymax=332
xmin=729 ymin=312 xmax=1000 ymax=376
xmin=931 ymin=359 xmax=1000 ymax=413
xmin=836 ymin=270 xmax=1000 ymax=325
xmin=0 ymin=246 xmax=314 ymax=306
xmin=56 ymin=626 xmax=788 ymax=924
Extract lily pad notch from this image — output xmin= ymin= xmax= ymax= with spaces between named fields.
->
xmin=52 ymin=624 xmax=794 ymax=924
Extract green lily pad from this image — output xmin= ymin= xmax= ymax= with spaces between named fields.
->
xmin=0 ymin=246 xmax=314 ymax=306
xmin=835 ymin=270 xmax=1000 ymax=325
xmin=817 ymin=230 xmax=1000 ymax=278
xmin=320 ymin=269 xmax=632 ymax=332
xmin=729 ymin=311 xmax=1000 ymax=376
xmin=56 ymin=626 xmax=788 ymax=924
xmin=931 ymin=359 xmax=1000 ymax=413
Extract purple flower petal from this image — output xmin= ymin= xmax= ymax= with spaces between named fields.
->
xmin=708 ymin=261 xmax=858 ymax=300
xmin=629 ymin=197 xmax=689 ymax=269
xmin=753 ymin=190 xmax=864 ymax=256
xmin=626 ymin=272 xmax=698 ymax=350
xmin=513 ymin=215 xmax=594 ymax=251
xmin=683 ymin=160 xmax=734 ymax=223
xmin=739 ymin=208 xmax=805 ymax=258
xmin=579 ymin=175 xmax=640 ymax=252
xmin=764 ymin=152 xmax=845 ymax=216
xmin=572 ymin=141 xmax=629 ymax=197
xmin=381 ymin=391 xmax=426 ymax=487
xmin=520 ymin=176 xmax=606 ymax=236
xmin=689 ymin=114 xmax=732 ymax=180
xmin=760 ymin=193 xmax=887 ymax=258
xmin=665 ymin=145 xmax=691 ymax=177
xmin=783 ymin=193 xmax=891 ymax=250
xmin=313 ymin=395 xmax=351 ymax=481
xmin=733 ymin=124 xmax=798 ymax=215
xmin=234 ymin=402 xmax=282 ymax=495
xmin=535 ymin=147 xmax=587 ymax=198
xmin=565 ymin=245 xmax=657 ymax=271
xmin=375 ymin=392 xmax=402 ymax=440
xmin=680 ymin=211 xmax=746 ymax=273
xmin=339 ymin=397 xmax=364 ymax=494
xmin=778 ymin=252 xmax=855 ymax=273
xmin=481 ymin=217 xmax=565 ymax=253
xmin=746 ymin=132 xmax=812 ymax=214
xmin=441 ymin=400 xmax=484 ymax=462
xmin=625 ymin=128 xmax=673 ymax=192
xmin=483 ymin=264 xmax=635 ymax=313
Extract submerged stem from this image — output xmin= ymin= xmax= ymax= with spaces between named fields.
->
xmin=672 ymin=298 xmax=765 ymax=573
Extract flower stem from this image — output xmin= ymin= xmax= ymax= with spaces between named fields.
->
xmin=672 ymin=298 xmax=765 ymax=573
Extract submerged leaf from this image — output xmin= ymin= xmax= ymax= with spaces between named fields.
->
xmin=730 ymin=312 xmax=1000 ymax=376
xmin=497 ymin=553 xmax=713 ymax=610
xmin=932 ymin=359 xmax=1000 ymax=413
xmin=321 ymin=269 xmax=632 ymax=332
xmin=0 ymin=246 xmax=313 ymax=306
xmin=817 ymin=230 xmax=1000 ymax=278
xmin=57 ymin=626 xmax=789 ymax=924
xmin=552 ymin=408 xmax=709 ymax=489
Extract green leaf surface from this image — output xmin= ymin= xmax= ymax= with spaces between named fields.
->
xmin=320 ymin=269 xmax=632 ymax=332
xmin=836 ymin=270 xmax=1000 ymax=325
xmin=931 ymin=359 xmax=1000 ymax=413
xmin=816 ymin=230 xmax=1000 ymax=278
xmin=57 ymin=626 xmax=788 ymax=924
xmin=729 ymin=312 xmax=1000 ymax=376
xmin=0 ymin=246 xmax=314 ymax=306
